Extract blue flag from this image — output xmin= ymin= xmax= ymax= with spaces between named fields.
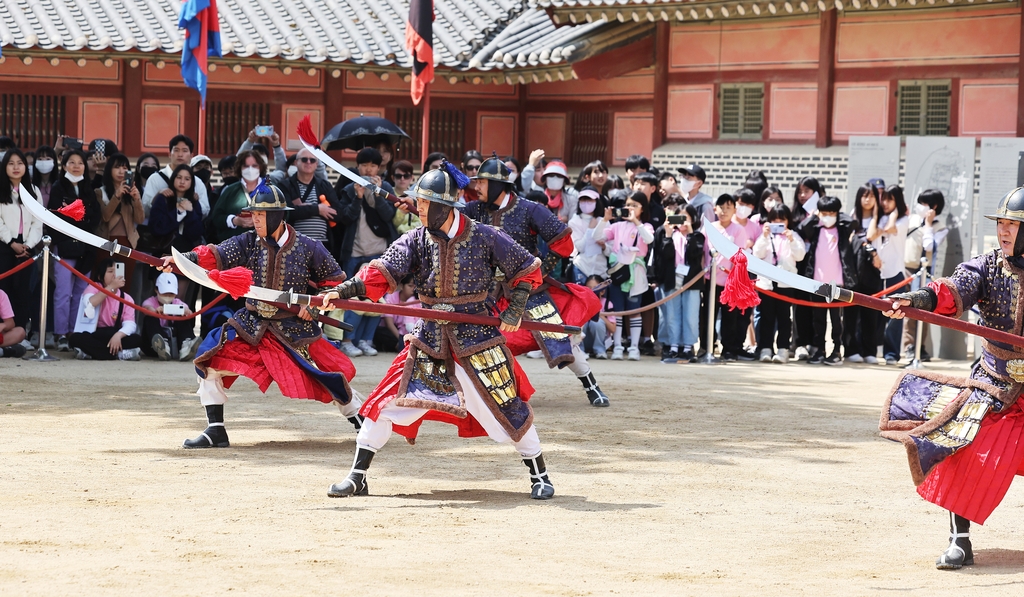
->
xmin=178 ymin=0 xmax=222 ymax=106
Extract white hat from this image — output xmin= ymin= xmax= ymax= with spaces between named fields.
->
xmin=155 ymin=272 xmax=178 ymax=295
xmin=190 ymin=154 xmax=213 ymax=168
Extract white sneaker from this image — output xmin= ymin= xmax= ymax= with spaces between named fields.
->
xmin=611 ymin=346 xmax=624 ymax=360
xmin=846 ymin=354 xmax=864 ymax=363
xmin=357 ymin=340 xmax=378 ymax=356
xmin=627 ymin=347 xmax=640 ymax=361
xmin=74 ymin=347 xmax=92 ymax=360
xmin=179 ymin=337 xmax=200 ymax=361
xmin=794 ymin=346 xmax=810 ymax=361
xmin=152 ymin=335 xmax=171 ymax=361
xmin=758 ymin=348 xmax=773 ymax=362
xmin=56 ymin=335 xmax=70 ymax=352
xmin=19 ymin=339 xmax=34 ymax=351
xmin=45 ymin=332 xmax=55 ymax=349
xmin=118 ymin=347 xmax=141 ymax=361
xmin=865 ymin=355 xmax=879 ymax=365
xmin=28 ymin=332 xmax=39 ymax=348
xmin=526 ymin=350 xmax=544 ymax=359
xmin=340 ymin=341 xmax=363 ymax=357
xmin=772 ymin=349 xmax=789 ymax=364
xmin=594 ymin=348 xmax=608 ymax=360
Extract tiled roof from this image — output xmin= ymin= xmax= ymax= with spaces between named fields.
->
xmin=0 ymin=0 xmax=642 ymax=78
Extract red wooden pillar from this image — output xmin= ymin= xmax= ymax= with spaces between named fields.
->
xmin=1017 ymin=2 xmax=1024 ymax=136
xmin=123 ymin=60 xmax=143 ymax=157
xmin=815 ymin=9 xmax=837 ymax=148
xmin=324 ymin=70 xmax=345 ymax=138
xmin=652 ymin=21 xmax=670 ymax=154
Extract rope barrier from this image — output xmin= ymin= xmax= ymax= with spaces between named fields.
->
xmin=600 ymin=267 xmax=710 ymax=317
xmin=0 ymin=252 xmax=41 ymax=281
xmin=53 ymin=257 xmax=227 ymax=321
xmin=756 ymin=274 xmax=915 ymax=308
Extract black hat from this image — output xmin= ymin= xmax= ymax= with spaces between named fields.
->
xmin=247 ymin=180 xmax=293 ymax=211
xmin=472 ymin=152 xmax=512 ymax=183
xmin=678 ymin=164 xmax=706 ymax=182
xmin=986 ymin=186 xmax=1024 ymax=223
xmin=407 ymin=165 xmax=461 ymax=208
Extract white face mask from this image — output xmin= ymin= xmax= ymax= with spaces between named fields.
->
xmin=678 ymin=179 xmax=696 ymax=194
xmin=35 ymin=159 xmax=54 ymax=174
xmin=65 ymin=171 xmax=84 ymax=184
xmin=915 ymin=203 xmax=931 ymax=218
xmin=820 ymin=215 xmax=837 ymax=228
xmin=735 ymin=205 xmax=753 ymax=220
xmin=508 ymin=171 xmax=517 ymax=183
xmin=545 ymin=177 xmax=564 ymax=192
xmin=287 ymin=165 xmax=298 ymax=177
xmin=579 ymin=201 xmax=596 ymax=215
xmin=241 ymin=166 xmax=261 ymax=182
xmin=763 ymin=199 xmax=777 ymax=212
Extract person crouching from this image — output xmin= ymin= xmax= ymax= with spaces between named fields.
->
xmin=141 ymin=272 xmax=199 ymax=361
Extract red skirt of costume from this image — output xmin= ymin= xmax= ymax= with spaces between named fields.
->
xmin=917 ymin=400 xmax=1024 ymax=524
xmin=500 ymin=283 xmax=602 ymax=355
xmin=360 ymin=344 xmax=536 ymax=442
xmin=209 ymin=333 xmax=356 ymax=404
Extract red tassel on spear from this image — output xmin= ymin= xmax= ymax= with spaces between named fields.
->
xmin=208 ymin=267 xmax=253 ymax=300
xmin=719 ymin=251 xmax=761 ymax=311
xmin=56 ymin=199 xmax=86 ymax=222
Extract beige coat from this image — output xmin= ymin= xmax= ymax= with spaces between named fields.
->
xmin=97 ymin=187 xmax=144 ymax=248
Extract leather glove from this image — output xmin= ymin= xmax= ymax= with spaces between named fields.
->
xmin=331 ymin=277 xmax=366 ymax=300
xmin=500 ymin=281 xmax=531 ymax=327
xmin=889 ymin=288 xmax=937 ymax=312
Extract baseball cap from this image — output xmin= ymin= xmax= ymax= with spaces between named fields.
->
xmin=678 ymin=164 xmax=706 ymax=182
xmin=155 ymin=272 xmax=178 ymax=295
xmin=867 ymin=178 xmax=885 ymax=189
xmin=190 ymin=154 xmax=213 ymax=169
xmin=542 ymin=160 xmax=569 ymax=180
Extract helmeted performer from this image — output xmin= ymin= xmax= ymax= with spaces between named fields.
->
xmin=162 ymin=181 xmax=362 ymax=448
xmin=461 ymin=154 xmax=609 ymax=407
xmin=323 ymin=163 xmax=555 ymax=500
xmin=882 ymin=186 xmax=1024 ymax=569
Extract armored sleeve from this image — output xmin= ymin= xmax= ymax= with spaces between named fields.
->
xmin=933 ymin=252 xmax=992 ymax=319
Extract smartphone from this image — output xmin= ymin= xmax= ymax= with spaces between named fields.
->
xmin=769 ymin=223 xmax=787 ymax=235
xmin=124 ymin=171 xmax=134 ymax=189
xmin=612 ymin=207 xmax=630 ymax=219
xmin=114 ymin=262 xmax=125 ymax=280
xmin=93 ymin=139 xmax=106 ymax=156
xmin=666 ymin=214 xmax=686 ymax=225
xmin=254 ymin=125 xmax=274 ymax=137
xmin=64 ymin=137 xmax=83 ymax=150
xmin=163 ymin=303 xmax=186 ymax=316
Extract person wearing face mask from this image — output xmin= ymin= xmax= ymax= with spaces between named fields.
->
xmin=96 ymin=153 xmax=144 ymax=285
xmin=758 ymin=186 xmax=784 ymax=221
xmin=32 ymin=146 xmax=61 ymax=207
xmin=141 ymin=135 xmax=209 ymax=221
xmin=48 ymin=149 xmax=102 ymax=351
xmin=877 ymin=185 xmax=911 ymax=365
xmin=568 ymin=187 xmax=610 ymax=285
xmin=733 ymin=188 xmax=760 ymax=249
xmin=134 ymin=153 xmax=160 ymax=192
xmin=677 ymin=164 xmax=712 ymax=225
xmin=190 ymin=154 xmax=216 ymax=200
xmin=879 ymin=185 xmax=1024 ymax=570
xmin=140 ymin=272 xmax=198 ymax=361
xmin=796 ymin=195 xmax=856 ymax=365
xmin=901 ymin=189 xmax=949 ymax=362
xmin=207 ymin=151 xmax=265 ymax=244
xmin=539 ymin=160 xmax=578 ymax=224
xmin=790 ymin=176 xmax=826 ymax=362
xmin=157 ymin=181 xmax=362 ymax=448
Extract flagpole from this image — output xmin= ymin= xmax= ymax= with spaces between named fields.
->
xmin=420 ymin=84 xmax=430 ymax=171
xmin=198 ymin=103 xmax=206 ymax=155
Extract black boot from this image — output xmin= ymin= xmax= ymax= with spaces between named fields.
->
xmin=523 ymin=453 xmax=555 ymax=500
xmin=936 ymin=512 xmax=974 ymax=570
xmin=182 ymin=405 xmax=230 ymax=449
xmin=348 ymin=415 xmax=365 ymax=430
xmin=328 ymin=447 xmax=375 ymax=497
xmin=578 ymin=372 xmax=610 ymax=407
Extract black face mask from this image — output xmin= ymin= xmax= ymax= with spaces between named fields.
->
xmin=486 ymin=180 xmax=509 ymax=209
xmin=195 ymin=170 xmax=212 ymax=185
xmin=261 ymin=211 xmax=286 ymax=246
xmin=139 ymin=165 xmax=158 ymax=180
xmin=221 ymin=175 xmax=240 ymax=187
xmin=425 ymin=202 xmax=453 ymax=238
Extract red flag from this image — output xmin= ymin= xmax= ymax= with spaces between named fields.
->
xmin=405 ymin=0 xmax=433 ymax=105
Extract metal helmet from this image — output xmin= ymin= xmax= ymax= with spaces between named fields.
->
xmin=407 ymin=167 xmax=460 ymax=208
xmin=472 ymin=152 xmax=512 ymax=183
xmin=247 ymin=181 xmax=293 ymax=211
xmin=985 ymin=186 xmax=1024 ymax=223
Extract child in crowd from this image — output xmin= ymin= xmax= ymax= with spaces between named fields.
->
xmin=752 ymin=204 xmax=805 ymax=363
xmin=652 ymin=204 xmax=705 ymax=363
xmin=708 ymin=193 xmax=752 ymax=361
xmin=733 ymin=188 xmax=761 ymax=248
xmin=374 ymin=274 xmax=420 ymax=353
xmin=797 ymin=195 xmax=855 ymax=365
xmin=844 ymin=184 xmax=884 ymax=364
xmin=0 ymin=288 xmax=27 ymax=358
xmin=581 ymin=275 xmax=615 ymax=359
xmin=140 ymin=272 xmax=199 ymax=361
xmin=68 ymin=258 xmax=144 ymax=361
xmin=568 ymin=186 xmax=609 ymax=285
xmin=604 ymin=191 xmax=654 ymax=360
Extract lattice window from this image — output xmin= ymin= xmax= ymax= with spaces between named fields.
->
xmin=0 ymin=94 xmax=65 ymax=151
xmin=396 ymin=108 xmax=466 ymax=170
xmin=569 ymin=111 xmax=609 ymax=166
xmin=897 ymin=80 xmax=951 ymax=136
xmin=205 ymin=101 xmax=272 ymax=157
xmin=719 ymin=84 xmax=764 ymax=140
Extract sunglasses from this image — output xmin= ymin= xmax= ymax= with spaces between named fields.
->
xmin=465 ymin=165 xmax=480 ymax=172
xmin=298 ymin=157 xmax=317 ymax=164
xmin=394 ymin=173 xmax=413 ymax=179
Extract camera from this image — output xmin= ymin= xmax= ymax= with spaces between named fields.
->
xmin=254 ymin=125 xmax=274 ymax=137
xmin=769 ymin=223 xmax=787 ymax=235
xmin=611 ymin=207 xmax=630 ymax=219
xmin=666 ymin=214 xmax=687 ymax=225
xmin=163 ymin=303 xmax=186 ymax=316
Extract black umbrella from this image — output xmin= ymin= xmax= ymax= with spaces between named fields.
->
xmin=321 ymin=116 xmax=410 ymax=152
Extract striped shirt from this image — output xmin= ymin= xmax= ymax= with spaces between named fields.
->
xmin=292 ymin=180 xmax=330 ymax=242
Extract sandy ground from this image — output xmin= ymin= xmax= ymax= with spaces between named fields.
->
xmin=2 ymin=352 xmax=1024 ymax=596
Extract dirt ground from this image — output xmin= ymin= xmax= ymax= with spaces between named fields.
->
xmin=3 ymin=352 xmax=1024 ymax=596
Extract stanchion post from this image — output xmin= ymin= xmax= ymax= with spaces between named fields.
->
xmin=905 ymin=257 xmax=929 ymax=371
xmin=24 ymin=236 xmax=58 ymax=362
xmin=699 ymin=250 xmax=718 ymax=364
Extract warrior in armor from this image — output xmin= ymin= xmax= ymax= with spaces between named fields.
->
xmin=461 ymin=154 xmax=611 ymax=407
xmin=162 ymin=181 xmax=362 ymax=448
xmin=323 ymin=163 xmax=555 ymax=500
xmin=883 ymin=186 xmax=1024 ymax=569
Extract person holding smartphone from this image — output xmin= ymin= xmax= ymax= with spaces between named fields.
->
xmin=752 ymin=204 xmax=806 ymax=363
xmin=68 ymin=258 xmax=143 ymax=361
xmin=604 ymin=191 xmax=655 ymax=361
xmin=97 ymin=153 xmax=144 ymax=284
xmin=150 ymin=164 xmax=205 ymax=254
xmin=651 ymin=204 xmax=705 ymax=363
xmin=140 ymin=272 xmax=198 ymax=361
